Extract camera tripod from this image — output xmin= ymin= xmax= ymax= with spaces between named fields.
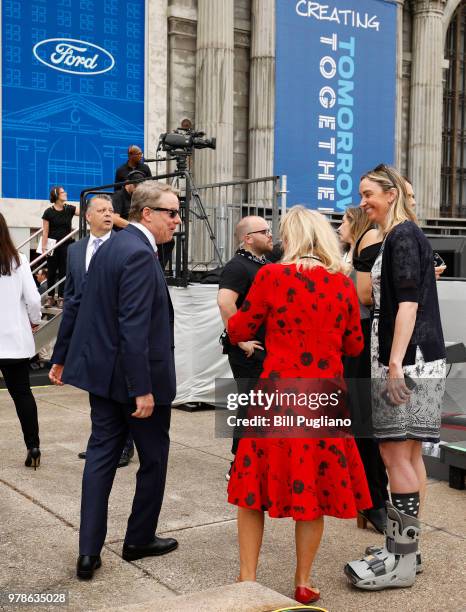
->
xmin=169 ymin=153 xmax=224 ymax=284
xmin=79 ymin=154 xmax=223 ymax=287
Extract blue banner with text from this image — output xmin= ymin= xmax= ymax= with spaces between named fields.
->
xmin=2 ymin=0 xmax=145 ymax=200
xmin=274 ymin=0 xmax=397 ymax=210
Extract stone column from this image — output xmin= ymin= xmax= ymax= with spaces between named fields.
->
xmin=195 ymin=0 xmax=234 ymax=185
xmin=395 ymin=0 xmax=405 ymax=169
xmin=193 ymin=0 xmax=234 ymax=265
xmin=248 ymin=0 xmax=275 ymax=208
xmin=146 ymin=0 xmax=168 ymax=174
xmin=408 ymin=0 xmax=447 ymax=219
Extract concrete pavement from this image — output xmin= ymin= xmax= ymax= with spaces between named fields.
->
xmin=1 ymin=385 xmax=465 ymax=612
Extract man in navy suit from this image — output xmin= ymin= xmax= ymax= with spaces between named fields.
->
xmin=63 ymin=194 xmax=113 ymax=300
xmin=65 ymin=195 xmax=135 ymax=467
xmin=49 ymin=182 xmax=180 ymax=579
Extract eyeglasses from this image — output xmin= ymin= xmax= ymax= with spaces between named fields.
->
xmin=146 ymin=206 xmax=180 ymax=219
xmin=247 ymin=229 xmax=272 ymax=237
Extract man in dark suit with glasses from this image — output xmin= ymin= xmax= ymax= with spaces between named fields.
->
xmin=50 ymin=182 xmax=180 ymax=580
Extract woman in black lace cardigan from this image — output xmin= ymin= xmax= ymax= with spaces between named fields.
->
xmin=345 ymin=165 xmax=446 ymax=590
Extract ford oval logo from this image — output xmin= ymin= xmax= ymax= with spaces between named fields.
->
xmin=32 ymin=38 xmax=115 ymax=76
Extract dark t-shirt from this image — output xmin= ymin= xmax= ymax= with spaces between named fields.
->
xmin=219 ymin=253 xmax=267 ymax=361
xmin=114 ymin=161 xmax=151 ymax=190
xmin=42 ymin=205 xmax=76 ymax=241
xmin=111 ymin=189 xmax=132 ymax=229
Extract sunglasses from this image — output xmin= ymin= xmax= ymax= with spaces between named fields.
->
xmin=146 ymin=206 xmax=180 ymax=219
xmin=247 ymin=228 xmax=272 ymax=237
xmin=373 ymin=163 xmax=398 ymax=189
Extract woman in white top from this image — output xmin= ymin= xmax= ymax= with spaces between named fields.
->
xmin=0 ymin=213 xmax=42 ymax=468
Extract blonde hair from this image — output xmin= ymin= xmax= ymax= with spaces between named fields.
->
xmin=361 ymin=164 xmax=417 ymax=235
xmin=344 ymin=206 xmax=373 ymax=244
xmin=280 ymin=206 xmax=346 ymax=274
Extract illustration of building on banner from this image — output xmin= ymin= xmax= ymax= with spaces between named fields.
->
xmin=2 ymin=0 xmax=145 ymax=201
xmin=3 ymin=95 xmax=143 ymax=199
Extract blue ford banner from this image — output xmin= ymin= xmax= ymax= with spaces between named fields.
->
xmin=2 ymin=0 xmax=145 ymax=200
xmin=274 ymin=0 xmax=397 ymax=210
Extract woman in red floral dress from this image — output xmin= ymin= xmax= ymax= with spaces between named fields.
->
xmin=226 ymin=206 xmax=371 ymax=604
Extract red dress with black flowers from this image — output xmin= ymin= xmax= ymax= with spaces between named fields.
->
xmin=227 ymin=263 xmax=372 ymax=520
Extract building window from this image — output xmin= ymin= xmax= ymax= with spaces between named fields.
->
xmin=57 ymin=75 xmax=72 ymax=92
xmin=5 ymin=23 xmax=21 ymax=41
xmin=5 ymin=45 xmax=21 ymax=64
xmin=80 ymin=13 xmax=95 ymax=31
xmin=31 ymin=72 xmax=47 ymax=89
xmin=32 ymin=5 xmax=46 ymax=23
xmin=4 ymin=0 xmax=21 ymax=19
xmin=442 ymin=2 xmax=466 ymax=217
xmin=57 ymin=9 xmax=71 ymax=27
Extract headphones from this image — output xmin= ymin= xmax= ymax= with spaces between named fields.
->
xmin=52 ymin=187 xmax=65 ymax=204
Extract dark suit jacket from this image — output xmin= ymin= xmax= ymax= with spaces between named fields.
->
xmin=64 ymin=231 xmax=115 ymax=300
xmin=64 ymin=235 xmax=89 ymax=301
xmin=52 ymin=225 xmax=176 ymax=404
xmin=38 ymin=280 xmax=48 ymax=295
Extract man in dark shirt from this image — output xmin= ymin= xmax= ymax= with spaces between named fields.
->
xmin=217 ymin=216 xmax=273 ymax=475
xmin=114 ymin=145 xmax=152 ymax=190
xmin=111 ymin=170 xmax=146 ymax=231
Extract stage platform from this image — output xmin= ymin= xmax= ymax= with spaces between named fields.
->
xmin=1 ymin=385 xmax=465 ymax=612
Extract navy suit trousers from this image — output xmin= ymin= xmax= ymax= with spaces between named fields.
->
xmin=79 ymin=394 xmax=171 ymax=555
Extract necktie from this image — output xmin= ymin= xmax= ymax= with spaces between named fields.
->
xmin=91 ymin=237 xmax=103 ymax=258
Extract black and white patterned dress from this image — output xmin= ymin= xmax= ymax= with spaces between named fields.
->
xmin=370 ymin=242 xmax=446 ymax=442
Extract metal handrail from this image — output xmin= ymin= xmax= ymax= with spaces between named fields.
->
xmin=39 ymin=278 xmax=66 ymax=302
xmin=30 ymin=228 xmax=79 ymax=268
xmin=197 ymin=176 xmax=280 ymax=190
xmin=17 ymin=228 xmax=43 ymax=250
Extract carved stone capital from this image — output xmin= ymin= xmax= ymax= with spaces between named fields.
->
xmin=412 ymin=0 xmax=447 ymax=17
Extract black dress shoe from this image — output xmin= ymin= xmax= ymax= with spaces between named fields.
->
xmin=78 ymin=451 xmax=86 ymax=459
xmin=122 ymin=536 xmax=178 ymax=561
xmin=126 ymin=446 xmax=135 ymax=459
xmin=76 ymin=555 xmax=101 ymax=580
xmin=117 ymin=447 xmax=133 ymax=468
xmin=358 ymin=507 xmax=387 ymax=534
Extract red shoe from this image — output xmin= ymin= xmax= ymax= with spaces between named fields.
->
xmin=294 ymin=585 xmax=320 ymax=604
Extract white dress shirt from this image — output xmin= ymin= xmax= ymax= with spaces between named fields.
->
xmin=0 ymin=253 xmax=42 ymax=359
xmin=130 ymin=222 xmax=157 ymax=253
xmin=85 ymin=231 xmax=112 ymax=271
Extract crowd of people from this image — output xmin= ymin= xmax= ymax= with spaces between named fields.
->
xmin=0 ymin=162 xmax=446 ymax=602
xmin=219 ymin=164 xmax=446 ymax=603
xmin=36 ymin=146 xmax=152 ymax=308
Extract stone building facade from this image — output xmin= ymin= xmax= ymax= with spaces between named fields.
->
xmin=3 ymin=0 xmax=466 ymax=237
xmin=155 ymin=0 xmax=466 ymax=220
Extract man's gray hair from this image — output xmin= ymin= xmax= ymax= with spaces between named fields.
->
xmin=128 ymin=181 xmax=178 ymax=222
